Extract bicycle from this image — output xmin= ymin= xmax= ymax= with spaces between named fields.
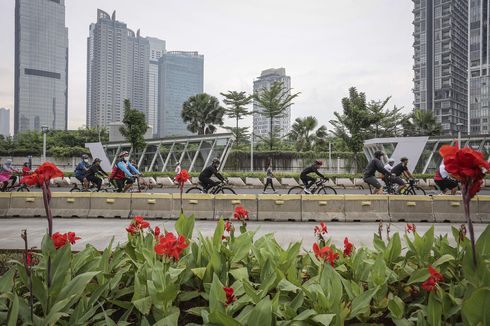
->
xmin=186 ymin=181 xmax=236 ymax=194
xmin=0 ymin=174 xmax=30 ymax=192
xmin=369 ymin=178 xmax=426 ymax=195
xmin=127 ymin=176 xmax=151 ymax=193
xmin=288 ymin=179 xmax=337 ymax=195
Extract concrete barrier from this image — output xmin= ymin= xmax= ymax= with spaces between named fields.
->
xmin=215 ymin=194 xmax=257 ymax=221
xmin=246 ymin=177 xmax=263 ymax=187
xmin=336 ymin=178 xmax=355 ymax=188
xmin=388 ymin=195 xmax=433 ymax=222
xmin=262 ymin=178 xmax=281 ymax=188
xmin=257 ymin=194 xmax=301 ymax=221
xmin=485 ymin=180 xmax=490 ymax=188
xmin=344 ymin=195 xmax=389 ymax=222
xmin=157 ymin=177 xmax=175 ymax=187
xmin=477 ymin=195 xmax=490 ymax=223
xmin=7 ymin=192 xmax=45 ymax=217
xmin=302 ymin=194 xmax=345 ymax=222
xmin=130 ymin=193 xmax=173 ymax=219
xmin=281 ymin=177 xmax=299 ymax=187
xmin=432 ymin=195 xmax=477 ymax=223
xmin=174 ymin=193 xmax=214 ymax=220
xmin=0 ymin=193 xmax=11 ymax=217
xmin=51 ymin=192 xmax=91 ymax=218
xmin=227 ymin=177 xmax=246 ymax=187
xmin=88 ymin=193 xmax=131 ymax=218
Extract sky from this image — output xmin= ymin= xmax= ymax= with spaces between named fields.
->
xmin=0 ymin=0 xmax=415 ymax=133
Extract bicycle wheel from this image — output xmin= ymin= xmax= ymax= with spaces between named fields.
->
xmin=219 ymin=187 xmax=236 ymax=194
xmin=70 ymin=187 xmax=80 ymax=192
xmin=186 ymin=186 xmax=203 ymax=193
xmin=288 ymin=186 xmax=305 ymax=194
xmin=17 ymin=185 xmax=29 ymax=192
xmin=316 ymin=186 xmax=337 ymax=195
xmin=405 ymin=186 xmax=426 ymax=196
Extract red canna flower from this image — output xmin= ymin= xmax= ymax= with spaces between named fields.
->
xmin=224 ymin=287 xmax=236 ymax=305
xmin=154 ymin=226 xmax=161 ymax=237
xmin=421 ymin=266 xmax=443 ymax=292
xmin=154 ymin=232 xmax=188 ymax=260
xmin=224 ymin=221 xmax=232 ymax=232
xmin=51 ymin=231 xmax=81 ymax=249
xmin=20 ymin=162 xmax=64 ymax=186
xmin=175 ymin=169 xmax=190 ymax=187
xmin=26 ymin=251 xmax=38 ymax=267
xmin=312 ymin=243 xmax=339 ymax=267
xmin=126 ymin=216 xmax=150 ymax=235
xmin=314 ymin=222 xmax=328 ymax=236
xmin=406 ymin=223 xmax=416 ymax=233
xmin=221 ymin=235 xmax=226 ymax=240
xmin=428 ymin=265 xmax=444 ymax=282
xmin=233 ymin=206 xmax=248 ymax=221
xmin=343 ymin=237 xmax=353 ymax=257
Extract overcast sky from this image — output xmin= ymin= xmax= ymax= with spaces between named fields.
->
xmin=0 ymin=0 xmax=414 ymax=133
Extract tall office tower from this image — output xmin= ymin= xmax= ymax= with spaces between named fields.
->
xmin=469 ymin=0 xmax=490 ymax=134
xmin=87 ymin=10 xmax=149 ymax=128
xmin=157 ymin=51 xmax=204 ymax=137
xmin=147 ymin=37 xmax=166 ymax=136
xmin=0 ymin=108 xmax=10 ymax=137
xmin=412 ymin=0 xmax=468 ymax=135
xmin=14 ymin=0 xmax=68 ymax=134
xmin=253 ymin=68 xmax=292 ymax=138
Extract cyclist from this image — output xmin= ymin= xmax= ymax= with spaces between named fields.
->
xmin=434 ymin=161 xmax=458 ymax=195
xmin=363 ymin=151 xmax=392 ymax=195
xmin=384 ymin=158 xmax=395 ymax=173
xmin=109 ymin=151 xmax=141 ymax=192
xmin=0 ymin=159 xmax=19 ymax=190
xmin=300 ymin=160 xmax=326 ymax=194
xmin=199 ymin=158 xmax=225 ymax=193
xmin=85 ymin=158 xmax=108 ymax=191
xmin=21 ymin=162 xmax=31 ymax=177
xmin=74 ymin=154 xmax=90 ymax=190
xmin=391 ymin=157 xmax=414 ymax=194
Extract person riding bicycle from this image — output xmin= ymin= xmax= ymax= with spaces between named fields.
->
xmin=384 ymin=158 xmax=395 ymax=173
xmin=390 ymin=157 xmax=414 ymax=194
xmin=199 ymin=158 xmax=225 ymax=193
xmin=434 ymin=161 xmax=458 ymax=195
xmin=363 ymin=151 xmax=393 ymax=195
xmin=74 ymin=154 xmax=90 ymax=190
xmin=21 ymin=162 xmax=31 ymax=177
xmin=0 ymin=159 xmax=19 ymax=190
xmin=85 ymin=158 xmax=108 ymax=191
xmin=109 ymin=151 xmax=142 ymax=192
xmin=300 ymin=160 xmax=326 ymax=194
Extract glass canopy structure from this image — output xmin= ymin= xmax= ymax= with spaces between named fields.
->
xmin=99 ymin=133 xmax=235 ymax=172
xmin=364 ymin=135 xmax=490 ymax=174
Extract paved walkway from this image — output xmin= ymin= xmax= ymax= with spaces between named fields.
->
xmin=0 ymin=218 xmax=486 ymax=251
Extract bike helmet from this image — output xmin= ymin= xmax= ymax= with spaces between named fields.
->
xmin=374 ymin=151 xmax=385 ymax=159
xmin=81 ymin=154 xmax=89 ymax=159
xmin=388 ymin=158 xmax=395 ymax=163
xmin=94 ymin=158 xmax=101 ymax=163
xmin=212 ymin=158 xmax=220 ymax=164
xmin=119 ymin=151 xmax=129 ymax=158
xmin=400 ymin=157 xmax=408 ymax=162
xmin=314 ymin=160 xmax=323 ymax=165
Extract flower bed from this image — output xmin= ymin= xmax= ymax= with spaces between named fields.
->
xmin=0 ymin=213 xmax=488 ymax=325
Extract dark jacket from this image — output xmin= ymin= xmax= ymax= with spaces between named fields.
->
xmin=363 ymin=158 xmax=391 ymax=178
xmin=300 ymin=165 xmax=325 ymax=179
xmin=199 ymin=165 xmax=224 ymax=181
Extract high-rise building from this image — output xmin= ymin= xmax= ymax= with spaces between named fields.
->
xmin=253 ymin=68 xmax=292 ymax=138
xmin=412 ymin=0 xmax=468 ymax=135
xmin=86 ymin=10 xmax=149 ymax=128
xmin=157 ymin=51 xmax=204 ymax=137
xmin=0 ymin=108 xmax=10 ymax=137
xmin=147 ymin=37 xmax=166 ymax=135
xmin=469 ymin=0 xmax=490 ymax=134
xmin=14 ymin=0 xmax=68 ymax=134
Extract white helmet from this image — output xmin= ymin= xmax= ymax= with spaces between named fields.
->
xmin=388 ymin=158 xmax=395 ymax=163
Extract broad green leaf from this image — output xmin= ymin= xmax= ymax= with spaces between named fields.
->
xmin=57 ymin=271 xmax=100 ymax=305
xmin=432 ymin=254 xmax=455 ymax=267
xmin=384 ymin=233 xmax=401 ymax=266
xmin=209 ymin=311 xmax=242 ymax=326
xmin=191 ymin=267 xmax=206 ymax=280
xmin=462 ymin=288 xmax=490 ymax=325
xmin=407 ymin=268 xmax=429 ymax=285
xmin=348 ymin=286 xmax=378 ymax=319
xmin=209 ymin=274 xmax=225 ymax=314
xmin=154 ymin=307 xmax=180 ymax=326
xmin=0 ymin=268 xmax=15 ymax=293
xmin=175 ymin=213 xmax=195 ymax=240
xmin=311 ymin=314 xmax=335 ymax=326
xmin=427 ymin=291 xmax=442 ymax=326
xmin=388 ymin=296 xmax=404 ymax=320
xmin=132 ymin=296 xmax=152 ymax=315
xmin=293 ymin=309 xmax=316 ymax=320
xmin=168 ymin=267 xmax=185 ymax=280
xmin=231 ymin=233 xmax=253 ymax=263
xmin=213 ymin=219 xmax=225 ymax=249
xmin=229 ymin=267 xmax=249 ymax=281
xmin=247 ymin=296 xmax=272 ymax=326
xmin=277 ymin=279 xmax=300 ymax=293
xmin=7 ymin=293 xmax=18 ymax=326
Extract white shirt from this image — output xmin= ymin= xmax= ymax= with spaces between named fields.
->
xmin=439 ymin=162 xmax=449 ymax=179
xmin=384 ymin=163 xmax=394 ymax=173
xmin=175 ymin=165 xmax=181 ymax=174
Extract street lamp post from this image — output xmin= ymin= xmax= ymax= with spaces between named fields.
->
xmin=328 ymin=142 xmax=332 ymax=173
xmin=41 ymin=125 xmax=49 ymax=163
xmin=457 ymin=122 xmax=464 ymax=147
xmin=250 ymin=132 xmax=254 ymax=172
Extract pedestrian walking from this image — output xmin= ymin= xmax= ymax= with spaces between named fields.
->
xmin=263 ymin=162 xmax=277 ymax=193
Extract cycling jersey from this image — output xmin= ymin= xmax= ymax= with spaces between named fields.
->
xmin=300 ymin=165 xmax=325 ymax=179
xmin=391 ymin=163 xmax=408 ymax=176
xmin=363 ymin=158 xmax=391 ymax=178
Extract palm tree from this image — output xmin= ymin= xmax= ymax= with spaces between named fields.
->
xmin=288 ymin=116 xmax=328 ymax=151
xmin=220 ymin=91 xmax=253 ymax=149
xmin=402 ymin=109 xmax=442 ymax=136
xmin=253 ymin=81 xmax=300 ymax=150
xmin=181 ymin=93 xmax=225 ymax=135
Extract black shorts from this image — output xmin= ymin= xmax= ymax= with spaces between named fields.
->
xmin=115 ymin=177 xmax=134 ymax=190
xmin=364 ymin=176 xmax=381 ymax=189
xmin=390 ymin=176 xmax=405 ymax=186
xmin=75 ymin=176 xmax=85 ymax=183
xmin=435 ymin=179 xmax=458 ymax=191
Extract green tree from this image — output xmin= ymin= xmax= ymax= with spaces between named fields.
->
xmin=367 ymin=100 xmax=405 ymax=138
xmin=220 ymin=91 xmax=253 ymax=149
xmin=253 ymin=81 xmax=300 ymax=150
xmin=119 ymin=99 xmax=148 ymax=152
xmin=402 ymin=109 xmax=442 ymax=136
xmin=288 ymin=116 xmax=328 ymax=152
xmin=181 ymin=93 xmax=225 ymax=135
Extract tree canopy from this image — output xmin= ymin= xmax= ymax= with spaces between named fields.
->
xmin=181 ymin=93 xmax=225 ymax=135
xmin=119 ymin=99 xmax=148 ymax=152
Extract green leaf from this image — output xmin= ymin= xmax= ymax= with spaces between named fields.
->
xmin=175 ymin=213 xmax=195 ymax=240
xmin=384 ymin=233 xmax=401 ymax=266
xmin=7 ymin=293 xmax=18 ymax=326
xmin=427 ymin=291 xmax=442 ymax=326
xmin=277 ymin=279 xmax=300 ymax=293
xmin=247 ymin=296 xmax=272 ymax=326
xmin=311 ymin=314 xmax=335 ymax=326
xmin=229 ymin=267 xmax=249 ymax=281
xmin=293 ymin=309 xmax=316 ymax=320
xmin=348 ymin=286 xmax=379 ymax=320
xmin=407 ymin=268 xmax=429 ymax=285
xmin=213 ymin=219 xmax=225 ymax=249
xmin=191 ymin=267 xmax=207 ymax=280
xmin=0 ymin=268 xmax=15 ymax=293
xmin=432 ymin=254 xmax=454 ymax=267
xmin=388 ymin=296 xmax=405 ymax=320
xmin=57 ymin=271 xmax=99 ymax=305
xmin=154 ymin=307 xmax=180 ymax=326
xmin=209 ymin=311 xmax=242 ymax=326
xmin=462 ymin=288 xmax=490 ymax=325
xmin=209 ymin=274 xmax=225 ymax=314
xmin=132 ymin=296 xmax=152 ymax=315
xmin=231 ymin=233 xmax=253 ymax=263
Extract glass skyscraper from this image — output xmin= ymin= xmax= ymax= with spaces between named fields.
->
xmin=157 ymin=51 xmax=204 ymax=137
xmin=469 ymin=0 xmax=490 ymax=134
xmin=14 ymin=0 xmax=68 ymax=134
xmin=147 ymin=37 xmax=166 ymax=136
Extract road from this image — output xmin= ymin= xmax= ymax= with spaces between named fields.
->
xmin=0 ymin=218 xmax=486 ymax=251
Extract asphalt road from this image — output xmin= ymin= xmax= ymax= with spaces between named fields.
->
xmin=0 ymin=218 xmax=486 ymax=251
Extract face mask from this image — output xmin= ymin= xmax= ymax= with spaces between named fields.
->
xmin=124 ymin=157 xmax=129 ymax=162
xmin=84 ymin=159 xmax=89 ymax=163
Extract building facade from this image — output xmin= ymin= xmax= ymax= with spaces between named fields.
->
xmin=14 ymin=0 xmax=68 ymax=134
xmin=469 ymin=0 xmax=490 ymax=134
xmin=412 ymin=0 xmax=468 ymax=135
xmin=157 ymin=51 xmax=204 ymax=137
xmin=86 ymin=10 xmax=149 ymax=129
xmin=147 ymin=37 xmax=166 ymax=135
xmin=0 ymin=108 xmax=10 ymax=137
xmin=253 ymin=68 xmax=292 ymax=138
